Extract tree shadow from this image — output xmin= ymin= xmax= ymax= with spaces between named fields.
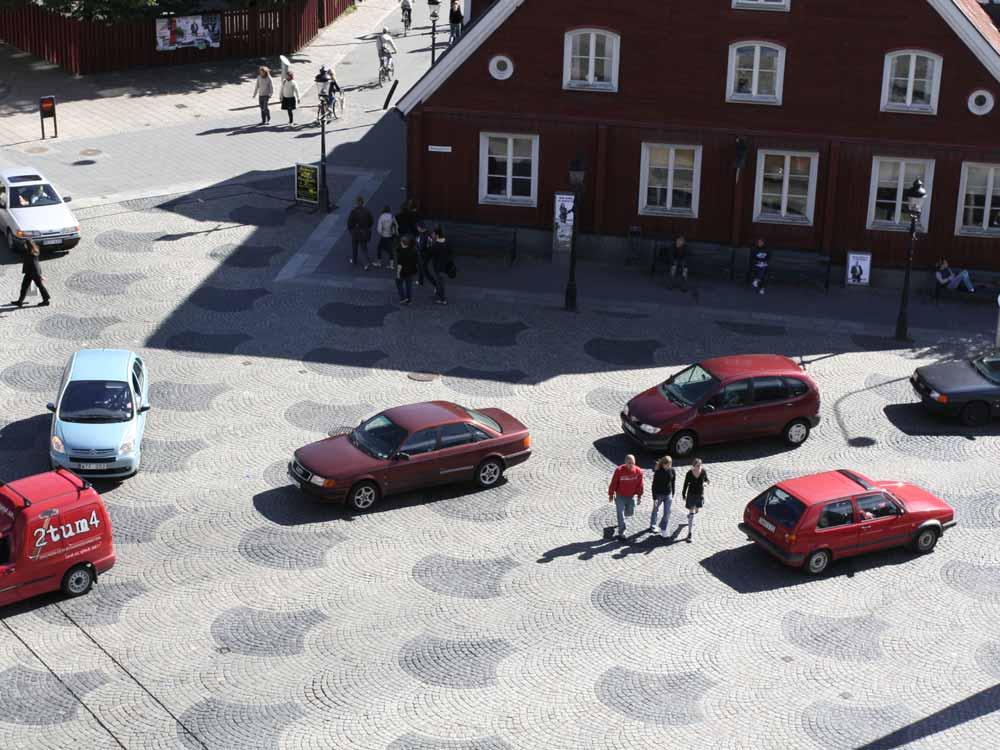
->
xmin=883 ymin=403 xmax=1000 ymax=439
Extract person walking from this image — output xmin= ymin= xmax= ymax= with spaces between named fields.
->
xmin=749 ymin=238 xmax=770 ymax=295
xmin=448 ymin=0 xmax=464 ymax=45
xmin=10 ymin=241 xmax=51 ymax=307
xmin=251 ymin=66 xmax=273 ymax=125
xmin=395 ymin=235 xmax=419 ymax=304
xmin=649 ymin=455 xmax=676 ymax=537
xmin=681 ymin=458 xmax=709 ymax=542
xmin=280 ymin=71 xmax=301 ymax=125
xmin=608 ymin=454 xmax=644 ymax=541
xmin=375 ymin=205 xmax=397 ymax=269
xmin=347 ymin=196 xmax=374 ymax=269
xmin=415 ymin=221 xmax=432 ymax=287
xmin=428 ymin=226 xmax=452 ymax=304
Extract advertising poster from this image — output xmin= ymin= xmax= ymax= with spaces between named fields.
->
xmin=156 ymin=15 xmax=222 ymax=52
xmin=846 ymin=251 xmax=872 ymax=287
xmin=553 ymin=191 xmax=575 ymax=257
xmin=295 ymin=163 xmax=319 ymax=205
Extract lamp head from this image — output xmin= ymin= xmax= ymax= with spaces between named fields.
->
xmin=568 ymin=156 xmax=586 ymax=188
xmin=430 ymin=8 xmax=439 ymax=20
xmin=905 ymin=178 xmax=927 ymax=217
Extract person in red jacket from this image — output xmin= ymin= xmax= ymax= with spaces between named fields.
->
xmin=608 ymin=454 xmax=644 ymax=540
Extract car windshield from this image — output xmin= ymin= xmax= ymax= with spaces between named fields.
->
xmin=11 ymin=184 xmax=60 ymax=208
xmin=972 ymin=356 xmax=1000 ymax=384
xmin=659 ymin=363 xmax=719 ymax=406
xmin=461 ymin=405 xmax=501 ymax=433
xmin=59 ymin=380 xmax=133 ymax=423
xmin=350 ymin=413 xmax=407 ymax=459
xmin=754 ymin=486 xmax=807 ymax=529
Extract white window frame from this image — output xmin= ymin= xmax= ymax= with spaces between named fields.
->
xmin=955 ymin=162 xmax=1000 ymax=236
xmin=726 ymin=41 xmax=786 ymax=105
xmin=752 ymin=149 xmax=819 ymax=225
xmin=880 ymin=50 xmax=943 ymax=115
xmin=732 ymin=0 xmax=791 ymax=11
xmin=478 ymin=132 xmax=540 ymax=207
xmin=563 ymin=29 xmax=621 ymax=92
xmin=637 ymin=143 xmax=703 ymax=218
xmin=866 ymin=156 xmax=935 ymax=232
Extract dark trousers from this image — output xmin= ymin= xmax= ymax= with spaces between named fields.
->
xmin=434 ymin=269 xmax=446 ymax=300
xmin=258 ymin=96 xmax=270 ymax=123
xmin=395 ymin=274 xmax=414 ymax=301
xmin=376 ymin=235 xmax=394 ymax=263
xmin=351 ymin=232 xmax=371 ymax=265
xmin=18 ymin=274 xmax=49 ymax=303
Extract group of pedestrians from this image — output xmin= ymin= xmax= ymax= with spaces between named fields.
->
xmin=607 ymin=454 xmax=709 ymax=543
xmin=251 ymin=66 xmax=309 ymax=126
xmin=347 ymin=196 xmax=454 ymax=305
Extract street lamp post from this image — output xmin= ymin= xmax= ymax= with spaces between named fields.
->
xmin=430 ymin=9 xmax=440 ymax=65
xmin=318 ymin=104 xmax=332 ymax=213
xmin=894 ymin=177 xmax=927 ymax=341
xmin=564 ymin=157 xmax=586 ymax=312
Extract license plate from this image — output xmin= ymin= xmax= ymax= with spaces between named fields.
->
xmin=77 ymin=462 xmax=110 ymax=470
xmin=623 ymin=421 xmax=637 ymax=434
xmin=43 ymin=239 xmax=62 ymax=246
xmin=759 ymin=517 xmax=776 ymax=532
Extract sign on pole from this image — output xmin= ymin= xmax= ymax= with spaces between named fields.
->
xmin=553 ymin=191 xmax=575 ymax=260
xmin=295 ymin=163 xmax=320 ymax=205
xmin=39 ymin=96 xmax=57 ymax=139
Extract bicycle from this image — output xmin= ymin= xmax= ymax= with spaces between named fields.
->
xmin=378 ymin=55 xmax=395 ymax=87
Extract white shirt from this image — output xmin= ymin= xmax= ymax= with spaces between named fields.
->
xmin=280 ymin=79 xmax=300 ymax=100
xmin=377 ymin=212 xmax=397 ymax=238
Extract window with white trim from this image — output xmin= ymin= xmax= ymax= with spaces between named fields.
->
xmin=563 ymin=29 xmax=620 ymax=91
xmin=956 ymin=162 xmax=1000 ymax=235
xmin=867 ymin=157 xmax=935 ymax=231
xmin=478 ymin=133 xmax=539 ymax=206
xmin=753 ymin=150 xmax=819 ymax=224
xmin=638 ymin=143 xmax=702 ymax=217
xmin=880 ymin=50 xmax=942 ymax=114
xmin=732 ymin=0 xmax=790 ymax=11
xmin=727 ymin=42 xmax=785 ymax=105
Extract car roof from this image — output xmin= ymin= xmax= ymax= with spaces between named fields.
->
xmin=382 ymin=401 xmax=469 ymax=432
xmin=0 ymin=470 xmax=89 ymax=517
xmin=0 ymin=168 xmax=47 ymax=185
xmin=700 ymin=354 xmax=803 ymax=381
xmin=68 ymin=349 xmax=135 ymax=381
xmin=777 ymin=470 xmax=877 ymax=506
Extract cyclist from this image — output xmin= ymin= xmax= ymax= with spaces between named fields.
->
xmin=400 ymin=0 xmax=412 ymax=34
xmin=376 ymin=27 xmax=398 ymax=77
xmin=314 ymin=64 xmax=341 ymax=123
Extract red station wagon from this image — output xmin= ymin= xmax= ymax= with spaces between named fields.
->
xmin=289 ymin=401 xmax=532 ymax=511
xmin=739 ymin=469 xmax=956 ymax=575
xmin=622 ymin=355 xmax=820 ymax=457
xmin=1 ymin=469 xmax=116 ymax=608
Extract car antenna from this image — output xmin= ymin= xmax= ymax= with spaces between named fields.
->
xmin=0 ymin=480 xmax=32 ymax=507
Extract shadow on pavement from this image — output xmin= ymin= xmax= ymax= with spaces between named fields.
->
xmin=883 ymin=402 xmax=1000 ymax=439
xmin=591 ymin=433 xmax=798 ymax=469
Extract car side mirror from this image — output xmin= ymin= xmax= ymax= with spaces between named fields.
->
xmin=393 ymin=452 xmax=410 ymax=461
xmin=138 ymin=405 xmax=150 ymax=414
xmin=700 ymin=403 xmax=716 ymax=413
xmin=46 ymin=402 xmax=56 ymax=412
xmin=62 ymin=195 xmax=72 ymax=203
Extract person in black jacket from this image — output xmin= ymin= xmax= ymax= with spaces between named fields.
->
xmin=10 ymin=241 xmax=50 ymax=307
xmin=428 ymin=226 xmax=452 ymax=304
xmin=749 ymin=238 xmax=770 ymax=295
xmin=448 ymin=0 xmax=464 ymax=44
xmin=395 ymin=235 xmax=419 ymax=304
xmin=346 ymin=195 xmax=374 ymax=268
xmin=682 ymin=458 xmax=709 ymax=542
xmin=649 ymin=455 xmax=676 ymax=537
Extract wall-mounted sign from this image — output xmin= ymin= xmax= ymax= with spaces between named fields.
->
xmin=427 ymin=145 xmax=452 ymax=153
xmin=295 ymin=163 xmax=319 ymax=205
xmin=156 ymin=15 xmax=222 ymax=51
xmin=553 ymin=191 xmax=575 ymax=258
xmin=846 ymin=251 xmax=872 ymax=287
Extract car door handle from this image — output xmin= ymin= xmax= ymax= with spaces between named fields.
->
xmin=861 ymin=525 xmax=871 ymax=530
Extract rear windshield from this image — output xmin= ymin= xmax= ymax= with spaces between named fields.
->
xmin=659 ymin=363 xmax=719 ymax=406
xmin=462 ymin=406 xmax=502 ymax=434
xmin=60 ymin=380 xmax=133 ymax=423
xmin=753 ymin=486 xmax=807 ymax=529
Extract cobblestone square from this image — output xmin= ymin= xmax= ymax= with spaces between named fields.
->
xmin=0 ymin=185 xmax=998 ymax=749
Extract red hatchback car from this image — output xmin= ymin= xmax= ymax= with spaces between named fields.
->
xmin=739 ymin=469 xmax=956 ymax=575
xmin=622 ymin=354 xmax=820 ymax=457
xmin=289 ymin=401 xmax=532 ymax=511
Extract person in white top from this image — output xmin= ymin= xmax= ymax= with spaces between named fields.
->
xmin=251 ymin=66 xmax=273 ymax=125
xmin=279 ymin=71 xmax=301 ymax=125
xmin=375 ymin=205 xmax=398 ymax=269
xmin=376 ymin=28 xmax=398 ymax=72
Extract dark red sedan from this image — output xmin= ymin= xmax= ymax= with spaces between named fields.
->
xmin=288 ymin=401 xmax=532 ymax=511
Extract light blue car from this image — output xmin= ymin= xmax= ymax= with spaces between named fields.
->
xmin=47 ymin=349 xmax=150 ymax=479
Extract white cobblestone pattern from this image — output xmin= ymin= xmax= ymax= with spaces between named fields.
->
xmin=0 ymin=192 xmax=997 ymax=749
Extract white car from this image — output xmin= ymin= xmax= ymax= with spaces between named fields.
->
xmin=0 ymin=168 xmax=80 ymax=253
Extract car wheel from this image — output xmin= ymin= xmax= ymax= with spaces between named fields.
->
xmin=669 ymin=431 xmax=698 ymax=458
xmin=348 ymin=481 xmax=380 ymax=512
xmin=804 ymin=549 xmax=831 ymax=575
xmin=61 ymin=564 xmax=94 ymax=597
xmin=912 ymin=527 xmax=939 ymax=553
xmin=783 ymin=419 xmax=811 ymax=447
xmin=960 ymin=401 xmax=991 ymax=427
xmin=476 ymin=458 xmax=504 ymax=488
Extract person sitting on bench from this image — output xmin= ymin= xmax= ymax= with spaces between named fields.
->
xmin=935 ymin=258 xmax=975 ymax=293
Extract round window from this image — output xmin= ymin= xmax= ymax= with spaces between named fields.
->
xmin=968 ymin=89 xmax=995 ymax=116
xmin=489 ymin=55 xmax=514 ymax=81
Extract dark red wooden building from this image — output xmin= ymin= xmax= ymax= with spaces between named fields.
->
xmin=398 ymin=0 xmax=1000 ymax=273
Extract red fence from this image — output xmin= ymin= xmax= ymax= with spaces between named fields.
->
xmin=0 ymin=0 xmax=339 ymax=75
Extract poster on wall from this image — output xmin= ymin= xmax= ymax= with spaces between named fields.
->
xmin=846 ymin=251 xmax=872 ymax=287
xmin=156 ymin=15 xmax=222 ymax=51
xmin=553 ymin=192 xmax=575 ymax=258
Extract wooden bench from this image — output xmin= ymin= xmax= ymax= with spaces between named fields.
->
xmin=746 ymin=247 xmax=832 ymax=292
xmin=650 ymin=238 xmax=736 ymax=290
xmin=439 ymin=223 xmax=518 ymax=267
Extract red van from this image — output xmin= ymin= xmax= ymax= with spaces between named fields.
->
xmin=0 ymin=469 xmax=116 ymax=607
